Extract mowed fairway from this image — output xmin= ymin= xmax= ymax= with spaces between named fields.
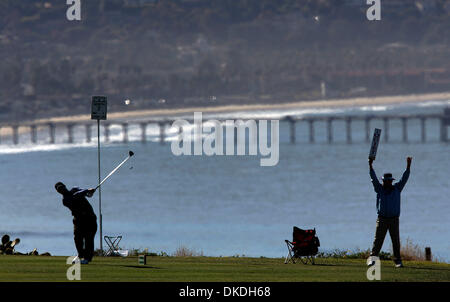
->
xmin=0 ymin=256 xmax=449 ymax=282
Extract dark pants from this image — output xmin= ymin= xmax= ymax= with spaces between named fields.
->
xmin=370 ymin=216 xmax=401 ymax=262
xmin=73 ymin=218 xmax=97 ymax=261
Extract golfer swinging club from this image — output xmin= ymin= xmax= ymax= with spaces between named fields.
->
xmin=55 ymin=182 xmax=97 ymax=264
xmin=368 ymin=156 xmax=412 ymax=268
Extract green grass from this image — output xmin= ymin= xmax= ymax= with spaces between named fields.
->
xmin=0 ymin=255 xmax=449 ymax=282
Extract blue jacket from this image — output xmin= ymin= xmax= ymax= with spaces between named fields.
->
xmin=370 ymin=168 xmax=410 ymax=218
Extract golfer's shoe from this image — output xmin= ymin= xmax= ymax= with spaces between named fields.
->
xmin=71 ymin=256 xmax=80 ymax=264
xmin=366 ymin=256 xmax=376 ymax=267
xmin=80 ymin=259 xmax=89 ymax=265
xmin=395 ymin=260 xmax=404 ymax=268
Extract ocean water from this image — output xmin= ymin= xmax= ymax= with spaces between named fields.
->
xmin=0 ymin=99 xmax=449 ymax=261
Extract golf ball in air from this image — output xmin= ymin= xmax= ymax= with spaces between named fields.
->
xmin=125 ymin=99 xmax=131 ymax=105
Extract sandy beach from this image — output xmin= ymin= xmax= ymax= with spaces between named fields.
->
xmin=1 ymin=92 xmax=450 ymax=136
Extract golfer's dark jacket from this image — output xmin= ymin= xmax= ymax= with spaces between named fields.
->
xmin=62 ymin=187 xmax=97 ymax=225
xmin=370 ymin=168 xmax=410 ymax=218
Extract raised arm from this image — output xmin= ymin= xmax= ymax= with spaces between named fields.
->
xmin=369 ymin=158 xmax=382 ymax=193
xmin=73 ymin=187 xmax=96 ymax=198
xmin=396 ymin=157 xmax=411 ymax=191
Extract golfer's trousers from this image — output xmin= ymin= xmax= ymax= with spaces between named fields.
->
xmin=73 ymin=219 xmax=97 ymax=261
xmin=370 ymin=216 xmax=401 ymax=261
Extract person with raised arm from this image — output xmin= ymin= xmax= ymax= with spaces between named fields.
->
xmin=368 ymin=156 xmax=412 ymax=268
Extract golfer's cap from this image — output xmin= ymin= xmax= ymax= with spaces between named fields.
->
xmin=382 ymin=173 xmax=395 ymax=181
xmin=55 ymin=182 xmax=65 ymax=190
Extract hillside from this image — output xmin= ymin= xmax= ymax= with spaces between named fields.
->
xmin=1 ymin=0 xmax=450 ymax=122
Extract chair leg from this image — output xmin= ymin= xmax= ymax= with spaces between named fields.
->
xmin=284 ymin=241 xmax=296 ymax=264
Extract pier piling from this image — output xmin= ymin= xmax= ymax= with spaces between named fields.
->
xmin=441 ymin=107 xmax=450 ymax=142
xmin=67 ymin=124 xmax=74 ymax=144
xmin=48 ymin=123 xmax=55 ymax=144
xmin=346 ymin=118 xmax=352 ymax=144
xmin=327 ymin=118 xmax=333 ymax=143
xmin=140 ymin=123 xmax=147 ymax=144
xmin=86 ymin=124 xmax=92 ymax=143
xmin=12 ymin=125 xmax=19 ymax=145
xmin=383 ymin=118 xmax=389 ymax=142
xmin=420 ymin=117 xmax=426 ymax=143
xmin=402 ymin=117 xmax=408 ymax=143
xmin=122 ymin=123 xmax=129 ymax=143
xmin=286 ymin=116 xmax=296 ymax=144
xmin=178 ymin=125 xmax=183 ymax=141
xmin=30 ymin=125 xmax=37 ymax=144
xmin=104 ymin=123 xmax=110 ymax=143
xmin=365 ymin=117 xmax=371 ymax=143
xmin=308 ymin=119 xmax=315 ymax=143
xmin=159 ymin=122 xmax=166 ymax=144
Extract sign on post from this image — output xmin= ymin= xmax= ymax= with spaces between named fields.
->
xmin=91 ymin=96 xmax=107 ymax=120
xmin=369 ymin=128 xmax=382 ymax=160
xmin=91 ymin=95 xmax=107 ymax=252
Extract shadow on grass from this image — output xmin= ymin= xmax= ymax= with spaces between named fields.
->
xmin=403 ymin=266 xmax=450 ymax=271
xmin=123 ymin=265 xmax=163 ymax=269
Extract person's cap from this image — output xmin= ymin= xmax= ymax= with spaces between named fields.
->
xmin=382 ymin=173 xmax=395 ymax=181
xmin=55 ymin=182 xmax=66 ymax=191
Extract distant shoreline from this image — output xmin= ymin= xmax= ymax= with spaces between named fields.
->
xmin=1 ymin=92 xmax=449 ymax=136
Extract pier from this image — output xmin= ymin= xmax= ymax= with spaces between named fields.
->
xmin=0 ymin=108 xmax=449 ymax=145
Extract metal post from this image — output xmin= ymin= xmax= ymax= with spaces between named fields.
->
xmin=91 ymin=95 xmax=107 ymax=255
xmin=97 ymin=119 xmax=103 ymax=253
xmin=425 ymin=247 xmax=432 ymax=261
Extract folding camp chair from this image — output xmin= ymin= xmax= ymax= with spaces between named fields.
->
xmin=284 ymin=226 xmax=320 ymax=265
xmin=104 ymin=235 xmax=122 ymax=256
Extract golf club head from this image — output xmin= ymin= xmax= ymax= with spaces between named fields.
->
xmin=129 ymin=151 xmax=134 ymax=157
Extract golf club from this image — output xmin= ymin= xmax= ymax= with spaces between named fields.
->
xmin=95 ymin=150 xmax=134 ymax=190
